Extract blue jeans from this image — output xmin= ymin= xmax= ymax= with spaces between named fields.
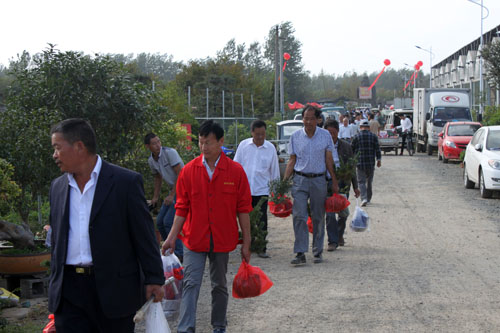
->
xmin=326 ymin=180 xmax=350 ymax=245
xmin=157 ymin=197 xmax=183 ymax=257
xmin=357 ymin=167 xmax=374 ymax=203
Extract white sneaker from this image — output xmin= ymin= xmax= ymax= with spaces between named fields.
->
xmin=361 ymin=200 xmax=368 ymax=207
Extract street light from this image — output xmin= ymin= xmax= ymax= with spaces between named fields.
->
xmin=415 ymin=45 xmax=434 ymax=88
xmin=467 ymin=0 xmax=489 ymax=119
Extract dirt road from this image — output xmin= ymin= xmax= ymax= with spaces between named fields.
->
xmin=155 ymin=153 xmax=500 ymax=332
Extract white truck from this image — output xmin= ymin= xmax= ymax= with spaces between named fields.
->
xmin=413 ymin=88 xmax=473 ymax=155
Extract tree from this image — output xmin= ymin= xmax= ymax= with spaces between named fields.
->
xmin=482 ymin=40 xmax=500 ymax=90
xmin=0 ymin=45 xmax=168 ymax=222
xmin=264 ymin=22 xmax=310 ymax=103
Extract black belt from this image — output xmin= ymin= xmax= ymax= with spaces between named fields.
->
xmin=65 ymin=265 xmax=94 ymax=275
xmin=295 ymin=171 xmax=325 ymax=178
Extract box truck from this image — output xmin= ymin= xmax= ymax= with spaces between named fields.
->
xmin=413 ymin=88 xmax=472 ymax=155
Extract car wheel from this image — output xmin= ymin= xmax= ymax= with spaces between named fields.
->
xmin=479 ymin=170 xmax=493 ymax=198
xmin=463 ymin=165 xmax=474 ymax=189
xmin=443 ymin=155 xmax=448 ymax=164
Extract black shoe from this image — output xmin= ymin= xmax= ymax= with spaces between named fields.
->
xmin=339 ymin=236 xmax=345 ymax=246
xmin=258 ymin=252 xmax=270 ymax=259
xmin=313 ymin=254 xmax=323 ymax=263
xmin=291 ymin=253 xmax=306 ymax=265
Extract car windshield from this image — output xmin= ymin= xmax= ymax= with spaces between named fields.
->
xmin=280 ymin=125 xmax=302 ymax=140
xmin=447 ymin=124 xmax=481 ymax=136
xmin=486 ymin=130 xmax=500 ymax=150
xmin=433 ymin=107 xmax=471 ymax=127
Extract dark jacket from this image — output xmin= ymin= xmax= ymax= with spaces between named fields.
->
xmin=337 ymin=138 xmax=358 ymax=190
xmin=48 ymin=160 xmax=164 ymax=318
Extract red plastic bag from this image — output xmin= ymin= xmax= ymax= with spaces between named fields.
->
xmin=307 ymin=216 xmax=313 ymax=233
xmin=268 ymin=196 xmax=293 ymax=218
xmin=232 ymin=261 xmax=273 ymax=299
xmin=325 ymin=193 xmax=350 ymax=213
xmin=43 ymin=314 xmax=56 ymax=333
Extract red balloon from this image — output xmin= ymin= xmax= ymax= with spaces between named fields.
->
xmin=417 ymin=61 xmax=423 ymax=67
xmin=384 ymin=59 xmax=391 ymax=66
xmin=414 ymin=64 xmax=420 ymax=70
xmin=283 ymin=52 xmax=291 ymax=61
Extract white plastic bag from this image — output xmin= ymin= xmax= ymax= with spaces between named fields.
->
xmin=350 ymin=199 xmax=370 ymax=232
xmin=145 ymin=301 xmax=171 ymax=333
xmin=161 ymin=253 xmax=183 ymax=322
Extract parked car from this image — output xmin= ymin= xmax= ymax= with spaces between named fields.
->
xmin=275 ymin=120 xmax=303 ymax=176
xmin=437 ymin=121 xmax=481 ymax=163
xmin=463 ymin=125 xmax=500 ymax=198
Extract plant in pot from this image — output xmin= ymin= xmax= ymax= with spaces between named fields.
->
xmin=0 ymin=159 xmax=50 ymax=275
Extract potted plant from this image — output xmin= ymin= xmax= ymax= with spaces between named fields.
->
xmin=0 ymin=159 xmax=50 ymax=275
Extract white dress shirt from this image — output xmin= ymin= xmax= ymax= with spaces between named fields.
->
xmin=66 ymin=156 xmax=102 ymax=266
xmin=234 ymin=138 xmax=280 ymax=196
xmin=202 ymin=154 xmax=221 ymax=181
xmin=397 ymin=117 xmax=413 ymax=133
xmin=339 ymin=124 xmax=352 ymax=139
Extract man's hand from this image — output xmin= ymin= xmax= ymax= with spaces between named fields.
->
xmin=164 ymin=194 xmax=174 ymax=206
xmin=354 ymin=188 xmax=361 ymax=198
xmin=331 ymin=181 xmax=339 ymax=194
xmin=241 ymin=246 xmax=251 ymax=264
xmin=150 ymin=197 xmax=158 ymax=208
xmin=161 ymin=235 xmax=176 ymax=255
xmin=377 ymin=160 xmax=382 ymax=168
xmin=145 ymin=284 xmax=163 ymax=303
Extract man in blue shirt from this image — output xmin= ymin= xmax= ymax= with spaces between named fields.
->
xmin=351 ymin=120 xmax=382 ymax=206
xmin=284 ymin=105 xmax=339 ymax=265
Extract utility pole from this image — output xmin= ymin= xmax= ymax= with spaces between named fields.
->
xmin=279 ymin=37 xmax=285 ymax=120
xmin=206 ymin=88 xmax=209 ymax=119
xmin=274 ymin=25 xmax=279 ymax=117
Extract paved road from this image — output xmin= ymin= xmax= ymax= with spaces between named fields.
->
xmin=144 ymin=153 xmax=500 ymax=333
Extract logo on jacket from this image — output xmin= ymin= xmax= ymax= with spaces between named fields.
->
xmin=224 ymin=182 xmax=235 ymax=186
xmin=441 ymin=95 xmax=460 ymax=103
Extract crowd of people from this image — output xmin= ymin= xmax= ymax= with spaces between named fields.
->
xmin=46 ymin=106 xmax=385 ymax=332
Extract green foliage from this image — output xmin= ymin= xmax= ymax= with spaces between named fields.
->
xmin=482 ymin=106 xmax=500 ymax=126
xmin=249 ymin=197 xmax=268 ymax=253
xmin=459 ymin=150 xmax=466 ymax=162
xmin=482 ymin=41 xmax=500 ymax=90
xmin=268 ymin=178 xmax=292 ymax=204
xmin=0 ymin=159 xmax=21 ymax=216
xmin=0 ymin=45 xmax=172 ymax=222
xmin=225 ymin=123 xmax=252 ymax=148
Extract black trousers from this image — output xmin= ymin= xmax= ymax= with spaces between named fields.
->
xmin=252 ymin=195 xmax=269 ymax=252
xmin=54 ymin=268 xmax=135 ymax=333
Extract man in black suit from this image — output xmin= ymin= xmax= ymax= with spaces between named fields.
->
xmin=48 ymin=118 xmax=164 ymax=332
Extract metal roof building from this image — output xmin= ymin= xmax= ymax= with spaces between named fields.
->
xmin=431 ymin=23 xmax=500 ymax=109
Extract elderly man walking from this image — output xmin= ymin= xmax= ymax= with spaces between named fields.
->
xmin=284 ymin=104 xmax=339 ymax=265
xmin=351 ymin=119 xmax=382 ymax=207
xmin=234 ymin=119 xmax=280 ymax=258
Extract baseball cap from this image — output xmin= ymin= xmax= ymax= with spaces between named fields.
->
xmin=360 ymin=119 xmax=370 ymax=127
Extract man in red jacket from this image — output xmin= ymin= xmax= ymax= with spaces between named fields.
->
xmin=162 ymin=120 xmax=252 ymax=333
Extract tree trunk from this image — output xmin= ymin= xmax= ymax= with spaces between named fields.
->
xmin=0 ymin=220 xmax=35 ymax=249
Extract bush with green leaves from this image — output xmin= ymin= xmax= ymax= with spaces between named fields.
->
xmin=0 ymin=159 xmax=21 ymax=217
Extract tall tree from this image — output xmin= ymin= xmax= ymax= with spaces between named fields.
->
xmin=264 ymin=22 xmax=310 ymax=103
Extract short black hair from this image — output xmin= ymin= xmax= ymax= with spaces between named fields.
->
xmin=302 ymin=104 xmax=322 ymax=118
xmin=50 ymin=118 xmax=97 ymax=154
xmin=199 ymin=120 xmax=224 ymax=140
xmin=251 ymin=120 xmax=266 ymax=132
xmin=324 ymin=119 xmax=339 ymax=131
xmin=144 ymin=133 xmax=157 ymax=145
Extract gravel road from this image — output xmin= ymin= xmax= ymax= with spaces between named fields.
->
xmin=144 ymin=153 xmax=500 ymax=333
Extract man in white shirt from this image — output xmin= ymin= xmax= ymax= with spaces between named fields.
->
xmin=338 ymin=117 xmax=354 ymax=142
xmin=234 ymin=120 xmax=280 ymax=258
xmin=396 ymin=114 xmax=413 ymax=155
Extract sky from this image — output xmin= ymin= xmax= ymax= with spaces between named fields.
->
xmin=2 ymin=0 xmax=500 ymax=76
